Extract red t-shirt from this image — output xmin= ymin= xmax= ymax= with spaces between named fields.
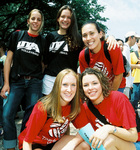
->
xmin=79 ymin=41 xmax=125 ymax=86
xmin=18 ymin=101 xmax=89 ymax=149
xmin=119 ymin=77 xmax=126 ymax=88
xmin=83 ymin=91 xmax=140 ymax=141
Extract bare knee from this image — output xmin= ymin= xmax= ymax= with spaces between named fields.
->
xmin=103 ymin=134 xmax=116 ymax=150
xmin=75 ymin=141 xmax=91 ymax=150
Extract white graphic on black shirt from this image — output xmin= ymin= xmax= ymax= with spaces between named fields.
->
xmin=48 ymin=118 xmax=69 ymax=138
xmin=17 ymin=41 xmax=40 ymax=56
xmin=49 ymin=41 xmax=68 ymax=54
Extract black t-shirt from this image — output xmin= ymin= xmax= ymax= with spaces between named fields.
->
xmin=8 ymin=31 xmax=46 ymax=81
xmin=44 ymin=31 xmax=83 ymax=76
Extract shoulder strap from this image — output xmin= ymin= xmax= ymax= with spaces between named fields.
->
xmin=87 ymin=100 xmax=110 ymax=124
xmin=84 ymin=41 xmax=111 ymax=66
xmin=18 ymin=30 xmax=25 ymax=41
xmin=104 ymin=41 xmax=111 ymax=63
xmin=84 ymin=47 xmax=90 ymax=65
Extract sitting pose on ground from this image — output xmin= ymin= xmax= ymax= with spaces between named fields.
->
xmin=80 ymin=68 xmax=140 ymax=150
xmin=18 ymin=69 xmax=90 ymax=150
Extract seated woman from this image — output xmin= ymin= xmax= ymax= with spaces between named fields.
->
xmin=79 ymin=68 xmax=140 ymax=150
xmin=18 ymin=68 xmax=90 ymax=150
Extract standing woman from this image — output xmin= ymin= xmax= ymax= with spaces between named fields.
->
xmin=18 ymin=69 xmax=90 ymax=150
xmin=42 ymin=5 xmax=84 ymax=95
xmin=80 ymin=68 xmax=140 ymax=150
xmin=1 ymin=9 xmax=46 ymax=150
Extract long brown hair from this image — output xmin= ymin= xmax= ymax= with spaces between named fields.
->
xmin=56 ymin=5 xmax=82 ymax=51
xmin=40 ymin=69 xmax=80 ymax=123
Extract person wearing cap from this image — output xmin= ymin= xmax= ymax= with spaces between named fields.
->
xmin=122 ymin=31 xmax=140 ymax=99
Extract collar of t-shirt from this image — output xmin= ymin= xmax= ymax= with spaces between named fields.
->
xmin=27 ymin=32 xmax=39 ymax=37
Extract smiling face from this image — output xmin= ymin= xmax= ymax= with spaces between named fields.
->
xmin=27 ymin=10 xmax=42 ymax=34
xmin=82 ymin=23 xmax=102 ymax=53
xmin=82 ymin=74 xmax=103 ymax=105
xmin=57 ymin=9 xmax=71 ymax=34
xmin=60 ymin=73 xmax=77 ymax=106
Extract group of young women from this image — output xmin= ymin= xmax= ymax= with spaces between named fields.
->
xmin=0 ymin=4 xmax=140 ymax=150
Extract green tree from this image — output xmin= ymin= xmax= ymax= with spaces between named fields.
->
xmin=0 ymin=0 xmax=108 ymax=43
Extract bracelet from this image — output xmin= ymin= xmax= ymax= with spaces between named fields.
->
xmin=113 ymin=126 xmax=117 ymax=134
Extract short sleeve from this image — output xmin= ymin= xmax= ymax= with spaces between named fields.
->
xmin=24 ymin=102 xmax=47 ymax=143
xmin=72 ymin=104 xmax=89 ymax=129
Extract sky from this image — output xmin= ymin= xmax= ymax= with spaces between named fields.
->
xmin=97 ymin=0 xmax=140 ymax=42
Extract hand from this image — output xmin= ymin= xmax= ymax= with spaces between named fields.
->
xmin=89 ymin=125 xmax=114 ymax=149
xmin=0 ymin=84 xmax=10 ymax=99
xmin=126 ymin=72 xmax=130 ymax=77
xmin=106 ymin=35 xmax=118 ymax=50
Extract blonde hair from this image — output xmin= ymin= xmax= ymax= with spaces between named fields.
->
xmin=40 ymin=69 xmax=80 ymax=123
xmin=27 ymin=9 xmax=44 ymax=33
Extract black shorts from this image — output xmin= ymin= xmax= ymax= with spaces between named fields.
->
xmin=32 ymin=142 xmax=56 ymax=150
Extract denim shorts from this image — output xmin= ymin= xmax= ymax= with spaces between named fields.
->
xmin=134 ymin=142 xmax=140 ymax=150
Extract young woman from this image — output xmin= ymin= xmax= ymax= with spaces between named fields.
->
xmin=79 ymin=21 xmax=124 ymax=91
xmin=42 ymin=5 xmax=83 ymax=95
xmin=0 ymin=9 xmax=46 ymax=150
xmin=18 ymin=69 xmax=90 ymax=150
xmin=80 ymin=67 xmax=140 ymax=150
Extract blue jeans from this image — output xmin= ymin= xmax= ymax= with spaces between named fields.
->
xmin=131 ymin=83 xmax=140 ymax=109
xmin=118 ymin=88 xmax=125 ymax=93
xmin=0 ymin=95 xmax=3 ymax=127
xmin=3 ymin=78 xmax=42 ymax=149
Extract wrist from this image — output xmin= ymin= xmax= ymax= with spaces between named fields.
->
xmin=113 ymin=126 xmax=117 ymax=134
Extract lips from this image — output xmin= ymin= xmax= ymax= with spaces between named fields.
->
xmin=32 ymin=24 xmax=39 ymax=28
xmin=88 ymin=91 xmax=96 ymax=97
xmin=89 ymin=42 xmax=94 ymax=45
xmin=65 ymin=93 xmax=72 ymax=97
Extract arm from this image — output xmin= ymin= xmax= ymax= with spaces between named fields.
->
xmin=23 ymin=140 xmax=32 ymax=150
xmin=89 ymin=125 xmax=138 ymax=149
xmin=111 ymin=73 xmax=123 ymax=91
xmin=106 ymin=35 xmax=118 ymax=50
xmin=0 ymin=50 xmax=13 ymax=99
xmin=131 ymin=64 xmax=140 ymax=69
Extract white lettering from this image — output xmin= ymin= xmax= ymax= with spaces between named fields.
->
xmin=17 ymin=41 xmax=40 ymax=53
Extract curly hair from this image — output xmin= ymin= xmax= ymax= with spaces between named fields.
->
xmin=79 ymin=68 xmax=111 ymax=102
